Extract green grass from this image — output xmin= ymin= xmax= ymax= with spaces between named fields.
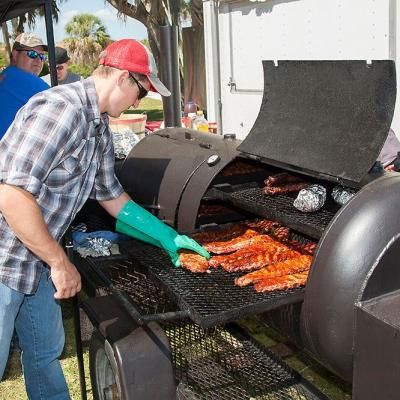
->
xmin=125 ymin=97 xmax=164 ymax=122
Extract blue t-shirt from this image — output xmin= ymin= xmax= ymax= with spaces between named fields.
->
xmin=0 ymin=66 xmax=49 ymax=139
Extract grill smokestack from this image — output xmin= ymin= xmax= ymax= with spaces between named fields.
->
xmin=160 ymin=25 xmax=182 ymax=128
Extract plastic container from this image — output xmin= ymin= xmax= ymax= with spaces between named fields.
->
xmin=192 ymin=111 xmax=208 ymax=132
xmin=109 ymin=113 xmax=147 ymax=136
xmin=184 ymin=101 xmax=198 ymax=116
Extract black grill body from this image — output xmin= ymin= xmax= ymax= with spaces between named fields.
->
xmin=80 ymin=60 xmax=400 ymax=398
xmin=301 ymin=173 xmax=400 ymax=381
xmin=117 ymin=128 xmax=240 ymax=230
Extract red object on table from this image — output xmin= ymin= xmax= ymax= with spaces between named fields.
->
xmin=145 ymin=121 xmax=163 ymax=132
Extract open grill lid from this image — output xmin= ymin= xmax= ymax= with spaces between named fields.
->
xmin=238 ymin=60 xmax=396 ymax=187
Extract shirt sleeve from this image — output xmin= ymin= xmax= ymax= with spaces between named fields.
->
xmin=0 ymin=95 xmax=82 ymax=197
xmin=89 ymin=131 xmax=124 ymax=201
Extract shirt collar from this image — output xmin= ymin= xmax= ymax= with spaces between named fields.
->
xmin=82 ymin=77 xmax=101 ymax=125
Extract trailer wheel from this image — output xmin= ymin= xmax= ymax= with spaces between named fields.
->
xmin=89 ymin=330 xmax=122 ymax=400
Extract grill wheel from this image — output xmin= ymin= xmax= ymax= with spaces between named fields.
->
xmin=89 ymin=330 xmax=122 ymax=400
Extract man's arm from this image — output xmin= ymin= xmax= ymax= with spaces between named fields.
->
xmin=99 ymin=192 xmax=131 ymax=218
xmin=0 ymin=183 xmax=81 ymax=299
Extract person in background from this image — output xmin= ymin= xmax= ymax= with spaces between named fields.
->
xmin=42 ymin=47 xmax=82 ymax=86
xmin=0 ymin=33 xmax=49 ymax=139
xmin=377 ymin=128 xmax=400 ymax=171
xmin=0 ymin=38 xmax=209 ymax=399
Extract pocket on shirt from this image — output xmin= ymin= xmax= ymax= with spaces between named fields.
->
xmin=62 ymin=140 xmax=90 ymax=175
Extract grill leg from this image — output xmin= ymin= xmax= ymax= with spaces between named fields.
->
xmin=65 ymin=228 xmax=88 ymax=400
xmin=73 ymin=295 xmax=88 ymax=400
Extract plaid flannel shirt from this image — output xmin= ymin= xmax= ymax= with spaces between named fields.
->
xmin=0 ymin=78 xmax=124 ymax=294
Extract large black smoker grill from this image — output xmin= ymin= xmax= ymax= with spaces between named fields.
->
xmin=75 ymin=59 xmax=400 ymax=400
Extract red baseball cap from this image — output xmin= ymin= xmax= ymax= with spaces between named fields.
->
xmin=99 ymin=39 xmax=171 ymax=97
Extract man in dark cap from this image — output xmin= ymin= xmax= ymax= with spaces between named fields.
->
xmin=42 ymin=47 xmax=82 ymax=85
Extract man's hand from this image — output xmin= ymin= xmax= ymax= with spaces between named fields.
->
xmin=50 ymin=256 xmax=81 ymax=299
xmin=385 ymin=164 xmax=395 ymax=172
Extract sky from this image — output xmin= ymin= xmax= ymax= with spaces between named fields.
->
xmin=1 ymin=0 xmax=148 ymax=43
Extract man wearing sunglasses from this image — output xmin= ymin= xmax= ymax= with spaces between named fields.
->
xmin=0 ymin=39 xmax=209 ymax=399
xmin=0 ymin=33 xmax=49 ymax=139
xmin=42 ymin=47 xmax=82 ymax=86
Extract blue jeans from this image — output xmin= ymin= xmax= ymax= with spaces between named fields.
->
xmin=0 ymin=268 xmax=69 ymax=399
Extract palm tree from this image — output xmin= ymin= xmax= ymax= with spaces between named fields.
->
xmin=63 ymin=13 xmax=111 ymax=67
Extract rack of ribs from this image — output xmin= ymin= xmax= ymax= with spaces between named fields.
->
xmin=285 ymin=239 xmax=317 ymax=255
xmin=204 ymin=229 xmax=262 ymax=254
xmin=191 ymin=219 xmax=279 ymax=245
xmin=179 ymin=252 xmax=209 ymax=273
xmin=264 ymin=182 xmax=310 ymax=196
xmin=273 ymin=226 xmax=290 ymax=241
xmin=253 ymin=272 xmax=309 ymax=293
xmin=221 ymin=249 xmax=302 ymax=273
xmin=191 ymin=224 xmax=249 ymax=244
xmin=264 ymin=172 xmax=303 ymax=186
xmin=208 ymin=235 xmax=289 ymax=267
xmin=235 ymin=255 xmax=312 ymax=286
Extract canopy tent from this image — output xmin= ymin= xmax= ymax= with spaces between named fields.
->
xmin=0 ymin=0 xmax=51 ymax=23
xmin=0 ymin=0 xmax=58 ymax=85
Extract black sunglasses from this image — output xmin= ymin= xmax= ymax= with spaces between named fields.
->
xmin=128 ymin=72 xmax=148 ymax=100
xmin=25 ymin=50 xmax=47 ymax=62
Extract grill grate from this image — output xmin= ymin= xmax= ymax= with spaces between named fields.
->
xmin=120 ymin=241 xmax=305 ymax=328
xmin=76 ymin=255 xmax=176 ymax=315
xmin=168 ymin=322 xmax=325 ymax=400
xmin=76 ymin=254 xmax=327 ymax=399
xmin=217 ymin=187 xmax=339 ymax=239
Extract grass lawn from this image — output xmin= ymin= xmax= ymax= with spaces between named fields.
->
xmin=125 ymin=97 xmax=164 ymax=122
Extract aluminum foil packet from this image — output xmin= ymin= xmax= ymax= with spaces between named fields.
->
xmin=293 ymin=184 xmax=326 ymax=213
xmin=331 ymin=185 xmax=355 ymax=206
xmin=76 ymin=237 xmax=112 ymax=258
xmin=112 ymin=127 xmax=140 ymax=159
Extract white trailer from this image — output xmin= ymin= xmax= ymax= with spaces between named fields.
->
xmin=203 ymin=0 xmax=399 ymax=140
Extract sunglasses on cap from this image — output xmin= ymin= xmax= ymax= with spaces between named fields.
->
xmin=24 ymin=49 xmax=47 ymax=62
xmin=128 ymin=72 xmax=148 ymax=100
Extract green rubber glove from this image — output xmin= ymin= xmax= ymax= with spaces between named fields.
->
xmin=116 ymin=200 xmax=210 ymax=267
xmin=116 ymin=220 xmax=162 ymax=248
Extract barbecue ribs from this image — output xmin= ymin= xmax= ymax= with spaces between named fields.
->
xmin=235 ymin=254 xmax=312 ymax=286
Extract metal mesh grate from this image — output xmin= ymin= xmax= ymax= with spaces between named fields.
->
xmin=77 ymin=254 xmax=327 ymax=399
xmin=168 ymin=322 xmax=325 ymax=400
xmin=78 ymin=256 xmax=176 ymax=315
xmin=220 ymin=187 xmax=339 ymax=239
xmin=120 ymin=241 xmax=305 ymax=328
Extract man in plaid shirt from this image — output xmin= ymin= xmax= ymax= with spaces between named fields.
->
xmin=0 ymin=39 xmax=209 ymax=399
